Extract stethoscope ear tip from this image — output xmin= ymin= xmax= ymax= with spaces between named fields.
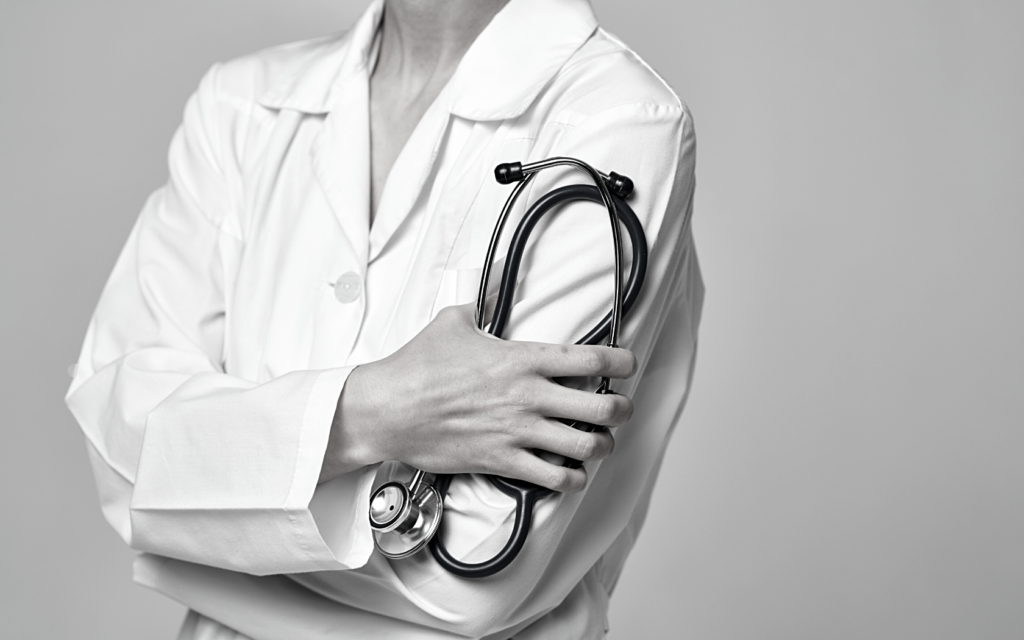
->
xmin=494 ymin=161 xmax=525 ymax=184
xmin=606 ymin=171 xmax=634 ymax=198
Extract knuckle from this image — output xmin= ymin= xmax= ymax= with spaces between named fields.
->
xmin=504 ymin=383 xmax=532 ymax=410
xmin=497 ymin=448 xmax=525 ymax=476
xmin=588 ymin=348 xmax=611 ymax=374
xmin=505 ymin=343 xmax=533 ymax=373
xmin=550 ymin=345 xmax=571 ymax=367
xmin=548 ymin=468 xmax=573 ymax=492
xmin=573 ymin=434 xmax=597 ymax=461
xmin=574 ymin=348 xmax=602 ymax=375
xmin=498 ymin=416 xmax=530 ymax=443
xmin=592 ymin=395 xmax=617 ymax=424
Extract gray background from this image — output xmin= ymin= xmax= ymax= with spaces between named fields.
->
xmin=2 ymin=1 xmax=1022 ymax=638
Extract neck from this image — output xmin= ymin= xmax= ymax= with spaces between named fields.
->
xmin=374 ymin=0 xmax=509 ymax=84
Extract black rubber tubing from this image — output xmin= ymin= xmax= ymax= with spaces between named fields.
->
xmin=428 ymin=184 xmax=648 ymax=578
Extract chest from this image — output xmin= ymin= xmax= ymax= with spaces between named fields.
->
xmin=368 ymin=73 xmax=455 ymax=220
xmin=223 ymin=109 xmax=541 ymax=383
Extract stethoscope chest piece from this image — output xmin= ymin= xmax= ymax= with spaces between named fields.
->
xmin=370 ymin=472 xmax=443 ymax=560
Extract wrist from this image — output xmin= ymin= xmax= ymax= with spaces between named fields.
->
xmin=320 ymin=363 xmax=388 ymax=483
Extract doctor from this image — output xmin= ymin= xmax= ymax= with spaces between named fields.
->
xmin=66 ymin=0 xmax=702 ymax=637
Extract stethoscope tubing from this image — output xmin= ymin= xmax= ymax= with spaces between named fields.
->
xmin=488 ymin=183 xmax=648 ymax=347
xmin=428 ymin=174 xmax=648 ymax=579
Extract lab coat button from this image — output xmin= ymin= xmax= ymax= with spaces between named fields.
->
xmin=334 ymin=272 xmax=362 ymax=303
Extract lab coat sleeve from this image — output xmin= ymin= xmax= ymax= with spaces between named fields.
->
xmin=64 ymin=65 xmax=377 ymax=576
xmin=436 ymin=101 xmax=698 ymax=636
xmin=290 ymin=101 xmax=699 ymax=638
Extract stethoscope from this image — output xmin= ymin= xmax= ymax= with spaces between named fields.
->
xmin=368 ymin=157 xmax=648 ymax=578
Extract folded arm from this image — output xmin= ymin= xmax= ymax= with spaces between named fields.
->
xmin=67 ymin=62 xmax=698 ymax=637
xmin=66 ymin=65 xmax=377 ymax=574
xmin=295 ymin=102 xmax=699 ymax=637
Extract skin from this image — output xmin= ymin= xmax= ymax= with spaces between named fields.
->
xmin=368 ymin=0 xmax=511 ymax=219
xmin=319 ymin=0 xmax=637 ymax=493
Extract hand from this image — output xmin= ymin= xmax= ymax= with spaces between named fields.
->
xmin=320 ymin=303 xmax=636 ymax=492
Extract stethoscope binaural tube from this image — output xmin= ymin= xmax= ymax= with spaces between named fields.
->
xmin=426 ymin=161 xmax=648 ymax=579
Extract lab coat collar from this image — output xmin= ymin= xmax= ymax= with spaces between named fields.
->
xmin=257 ymin=0 xmax=384 ymax=114
xmin=257 ymin=0 xmax=599 ymax=121
xmin=446 ymin=0 xmax=599 ymax=120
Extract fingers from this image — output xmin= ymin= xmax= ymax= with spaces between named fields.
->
xmin=528 ymin=343 xmax=637 ymax=380
xmin=435 ymin=305 xmax=637 ymax=381
xmin=520 ymin=419 xmax=615 ymax=463
xmin=502 ymin=449 xmax=590 ymax=493
xmin=492 ymin=419 xmax=614 ymax=493
xmin=534 ymin=384 xmax=634 ymax=427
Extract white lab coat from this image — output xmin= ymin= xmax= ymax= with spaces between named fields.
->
xmin=65 ymin=0 xmax=703 ymax=637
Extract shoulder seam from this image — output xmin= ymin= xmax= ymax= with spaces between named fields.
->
xmin=559 ymin=28 xmax=685 ymax=112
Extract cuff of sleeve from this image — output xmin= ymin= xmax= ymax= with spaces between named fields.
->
xmin=285 ymin=366 xmax=378 ymax=571
xmin=130 ymin=366 xmax=377 ymax=575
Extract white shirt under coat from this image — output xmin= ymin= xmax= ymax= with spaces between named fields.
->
xmin=65 ymin=0 xmax=704 ymax=637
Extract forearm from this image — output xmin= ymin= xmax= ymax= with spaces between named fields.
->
xmin=66 ymin=64 xmax=381 ymax=572
xmin=68 ymin=338 xmax=376 ymax=574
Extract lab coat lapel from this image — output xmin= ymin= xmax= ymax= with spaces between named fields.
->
xmin=366 ymin=96 xmax=451 ymax=264
xmin=310 ymin=82 xmax=371 ymax=269
xmin=383 ymin=119 xmax=516 ymax=354
xmin=275 ymin=0 xmax=383 ymax=268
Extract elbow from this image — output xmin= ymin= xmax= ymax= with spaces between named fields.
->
xmin=447 ymin=603 xmax=526 ymax=639
xmin=439 ymin=578 xmax=572 ymax=639
xmin=409 ymin=568 xmax=545 ymax=638
xmin=81 ymin=438 xmax=136 ymax=548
